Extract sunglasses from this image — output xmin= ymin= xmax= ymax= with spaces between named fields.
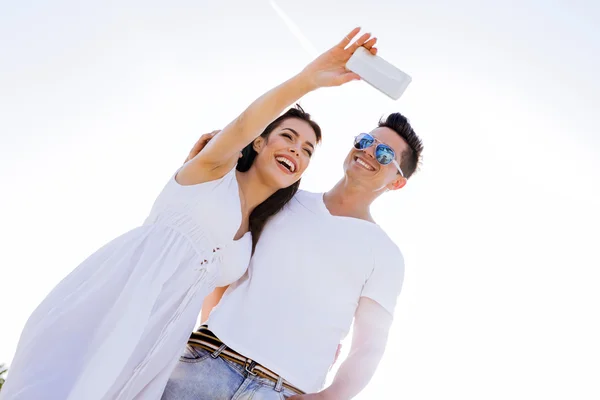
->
xmin=353 ymin=133 xmax=404 ymax=177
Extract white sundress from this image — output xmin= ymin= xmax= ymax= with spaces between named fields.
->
xmin=0 ymin=168 xmax=252 ymax=400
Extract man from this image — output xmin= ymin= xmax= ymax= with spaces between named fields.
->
xmin=163 ymin=112 xmax=423 ymax=399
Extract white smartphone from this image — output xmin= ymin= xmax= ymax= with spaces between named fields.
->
xmin=346 ymin=46 xmax=412 ymax=100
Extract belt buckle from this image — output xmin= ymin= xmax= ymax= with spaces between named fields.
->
xmin=244 ymin=359 xmax=258 ymax=376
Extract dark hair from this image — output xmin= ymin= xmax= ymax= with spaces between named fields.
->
xmin=237 ymin=104 xmax=321 ymax=252
xmin=378 ymin=113 xmax=423 ymax=178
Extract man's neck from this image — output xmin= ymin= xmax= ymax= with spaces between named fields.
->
xmin=323 ymin=178 xmax=380 ymax=223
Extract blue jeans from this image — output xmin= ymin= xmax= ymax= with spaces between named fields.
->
xmin=161 ymin=345 xmax=299 ymax=399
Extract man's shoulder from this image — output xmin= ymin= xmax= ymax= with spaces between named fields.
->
xmin=366 ymin=224 xmax=404 ymax=264
xmin=292 ymin=191 xmax=402 ymax=253
xmin=287 ymin=190 xmax=325 ymax=212
xmin=371 ymin=225 xmax=402 ymax=252
xmin=294 ymin=189 xmax=323 ymax=202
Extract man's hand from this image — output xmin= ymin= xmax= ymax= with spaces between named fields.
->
xmin=287 ymin=392 xmax=332 ymax=400
xmin=184 ymin=130 xmax=220 ymax=164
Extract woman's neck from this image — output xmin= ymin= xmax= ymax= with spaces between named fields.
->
xmin=235 ymin=169 xmax=278 ymax=218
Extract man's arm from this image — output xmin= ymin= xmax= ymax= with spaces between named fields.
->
xmin=290 ymin=297 xmax=393 ymax=400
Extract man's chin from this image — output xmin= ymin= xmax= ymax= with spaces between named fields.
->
xmin=346 ymin=166 xmax=369 ymax=179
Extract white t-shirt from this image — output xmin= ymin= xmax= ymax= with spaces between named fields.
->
xmin=207 ymin=190 xmax=405 ymax=393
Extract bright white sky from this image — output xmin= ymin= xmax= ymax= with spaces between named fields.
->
xmin=1 ymin=1 xmax=599 ymax=399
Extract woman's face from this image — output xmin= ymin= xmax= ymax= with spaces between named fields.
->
xmin=251 ymin=118 xmax=318 ymax=189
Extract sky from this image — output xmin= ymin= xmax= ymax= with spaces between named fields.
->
xmin=1 ymin=0 xmax=599 ymax=399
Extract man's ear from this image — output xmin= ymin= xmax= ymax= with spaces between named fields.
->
xmin=388 ymin=175 xmax=407 ymax=191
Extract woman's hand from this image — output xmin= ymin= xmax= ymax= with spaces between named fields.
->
xmin=299 ymin=27 xmax=378 ymax=91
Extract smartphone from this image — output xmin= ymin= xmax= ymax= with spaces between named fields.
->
xmin=346 ymin=46 xmax=412 ymax=100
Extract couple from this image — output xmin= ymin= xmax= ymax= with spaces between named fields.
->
xmin=1 ymin=28 xmax=422 ymax=400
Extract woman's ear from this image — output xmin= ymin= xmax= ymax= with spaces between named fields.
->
xmin=252 ymin=136 xmax=266 ymax=153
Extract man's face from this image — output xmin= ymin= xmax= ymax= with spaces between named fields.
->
xmin=343 ymin=127 xmax=409 ymax=192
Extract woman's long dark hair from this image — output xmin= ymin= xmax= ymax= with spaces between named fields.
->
xmin=237 ymin=104 xmax=321 ymax=253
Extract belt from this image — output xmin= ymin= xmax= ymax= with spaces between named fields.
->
xmin=188 ymin=327 xmax=304 ymax=395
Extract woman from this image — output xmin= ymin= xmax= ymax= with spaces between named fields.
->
xmin=0 ymin=28 xmax=377 ymax=400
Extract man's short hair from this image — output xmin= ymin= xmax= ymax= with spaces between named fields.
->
xmin=378 ymin=113 xmax=423 ymax=178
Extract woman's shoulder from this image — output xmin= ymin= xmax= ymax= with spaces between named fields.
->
xmin=171 ymin=165 xmax=237 ymax=191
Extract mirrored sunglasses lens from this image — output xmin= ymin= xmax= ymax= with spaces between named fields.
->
xmin=354 ymin=134 xmax=374 ymax=149
xmin=375 ymin=145 xmax=395 ymax=165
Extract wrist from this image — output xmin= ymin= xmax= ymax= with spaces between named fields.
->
xmin=293 ymin=69 xmax=319 ymax=93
